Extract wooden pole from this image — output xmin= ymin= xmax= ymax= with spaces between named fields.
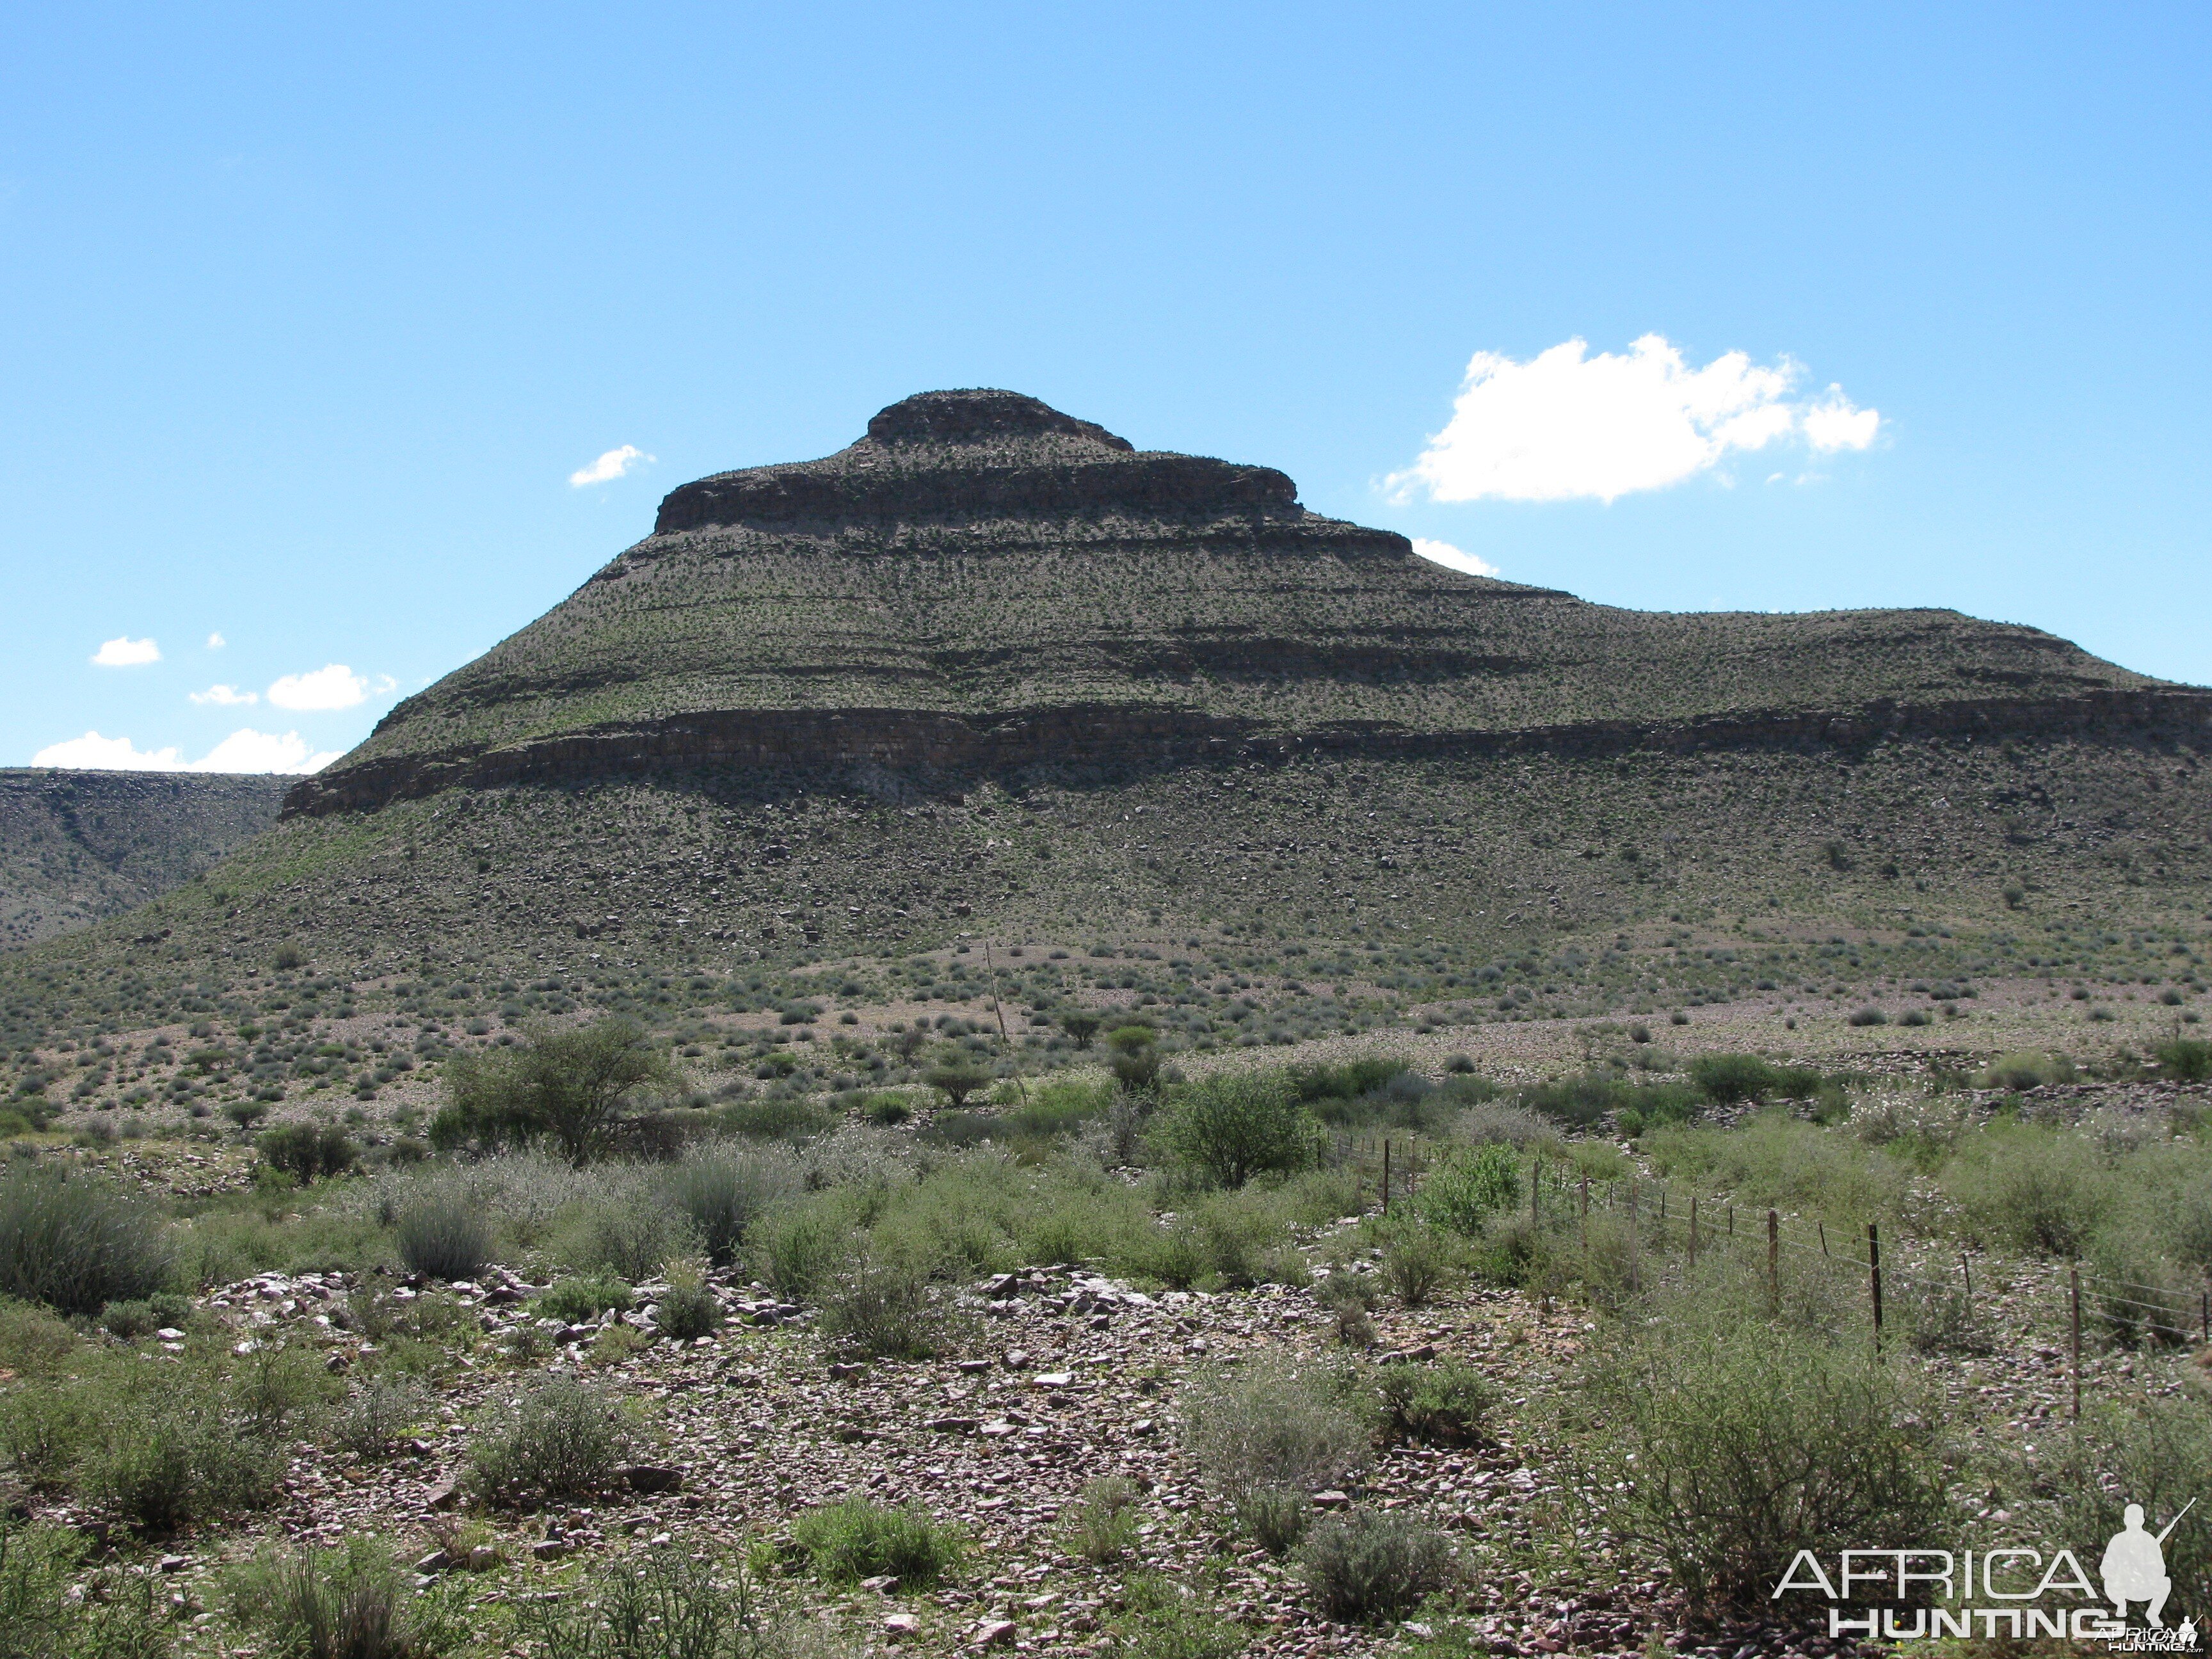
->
xmin=982 ymin=939 xmax=1030 ymax=1110
xmin=1580 ymin=1175 xmax=1590 ymax=1256
xmin=1382 ymin=1139 xmax=1391 ymax=1217
xmin=1531 ymin=1156 xmax=1541 ymax=1228
xmin=1688 ymin=1196 xmax=1698 ymax=1272
xmin=1767 ymin=1209 xmax=1779 ymax=1315
xmin=1818 ymin=1220 xmax=1829 ymax=1257
xmin=2070 ymin=1263 xmax=2083 ymax=1421
xmin=1868 ymin=1222 xmax=1884 ymax=1356
xmin=1961 ymin=1251 xmax=1973 ymax=1304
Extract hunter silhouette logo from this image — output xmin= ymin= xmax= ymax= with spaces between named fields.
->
xmin=2104 ymin=1500 xmax=2194 ymax=1630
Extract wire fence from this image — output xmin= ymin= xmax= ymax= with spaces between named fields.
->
xmin=1333 ymin=1132 xmax=2212 ymax=1417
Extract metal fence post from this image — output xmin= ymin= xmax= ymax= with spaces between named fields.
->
xmin=1382 ymin=1139 xmax=1391 ymax=1217
xmin=1767 ymin=1209 xmax=1779 ymax=1314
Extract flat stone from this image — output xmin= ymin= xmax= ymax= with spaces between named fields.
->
xmin=623 ymin=1464 xmax=684 ymax=1494
xmin=974 ymin=1619 xmax=1018 ymax=1648
xmin=885 ymin=1614 xmax=922 ymax=1637
xmin=424 ymin=1479 xmax=463 ymax=1512
xmin=927 ymin=1416 xmax=981 ymax=1434
xmin=1312 ymin=1491 xmax=1352 ymax=1509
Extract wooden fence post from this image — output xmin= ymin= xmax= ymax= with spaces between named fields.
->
xmin=1960 ymin=1251 xmax=1973 ymax=1305
xmin=1382 ymin=1140 xmax=1391 ymax=1217
xmin=1767 ymin=1209 xmax=1779 ymax=1314
xmin=1580 ymin=1175 xmax=1590 ymax=1256
xmin=1688 ymin=1196 xmax=1698 ymax=1272
xmin=1531 ymin=1157 xmax=1541 ymax=1228
xmin=2071 ymin=1263 xmax=2083 ymax=1421
xmin=1868 ymin=1222 xmax=1884 ymax=1356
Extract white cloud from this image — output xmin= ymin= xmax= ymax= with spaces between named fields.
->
xmin=207 ymin=632 xmax=226 ymax=650
xmin=1389 ymin=335 xmax=1881 ymax=504
xmin=194 ymin=729 xmax=344 ymax=773
xmin=91 ymin=636 xmax=160 ymax=667
xmin=33 ymin=732 xmax=182 ymax=769
xmin=1410 ymin=537 xmax=1500 ymax=578
xmin=267 ymin=663 xmax=368 ymax=710
xmin=32 ymin=727 xmax=340 ymax=774
xmin=569 ymin=444 xmax=653 ymax=487
xmin=189 ymin=684 xmax=258 ymax=706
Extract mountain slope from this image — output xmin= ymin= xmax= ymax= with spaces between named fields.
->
xmin=0 ymin=769 xmax=288 ymax=949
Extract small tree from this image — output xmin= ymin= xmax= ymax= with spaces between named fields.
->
xmin=1061 ymin=1012 xmax=1102 ymax=1050
xmin=255 ymin=1122 xmax=358 ymax=1186
xmin=1157 ymin=1071 xmax=1322 ymax=1188
xmin=433 ymin=1018 xmax=673 ymax=1166
xmin=923 ymin=1048 xmax=993 ymax=1109
xmin=1105 ymin=1023 xmax=1161 ymax=1094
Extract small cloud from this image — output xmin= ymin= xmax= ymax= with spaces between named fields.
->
xmin=1801 ymin=385 xmax=1880 ymax=452
xmin=1411 ymin=537 xmax=1500 ymax=578
xmin=267 ymin=664 xmax=368 ymax=710
xmin=31 ymin=728 xmax=339 ymax=774
xmin=91 ymin=636 xmax=160 ymax=667
xmin=189 ymin=684 xmax=258 ymax=706
xmin=206 ymin=632 xmax=227 ymax=650
xmin=1388 ymin=335 xmax=1882 ymax=504
xmin=569 ymin=444 xmax=653 ymax=487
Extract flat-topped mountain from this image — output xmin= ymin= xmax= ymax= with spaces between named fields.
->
xmin=3 ymin=391 xmax=2208 ymax=1058
xmin=285 ymin=389 xmax=2203 ymax=817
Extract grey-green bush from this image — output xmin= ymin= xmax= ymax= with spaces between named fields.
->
xmin=789 ymin=1497 xmax=961 ymax=1585
xmin=1297 ymin=1511 xmax=1452 ymax=1623
xmin=515 ymin=1543 xmax=774 ymax=1659
xmin=226 ymin=1535 xmax=461 ymax=1659
xmin=662 ymin=1147 xmax=799 ymax=1267
xmin=394 ymin=1199 xmax=492 ymax=1283
xmin=0 ymin=1167 xmax=173 ymax=1319
xmin=1180 ymin=1354 xmax=1368 ymax=1531
xmin=467 ymin=1377 xmax=632 ymax=1508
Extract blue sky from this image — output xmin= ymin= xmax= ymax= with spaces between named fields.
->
xmin=3 ymin=4 xmax=2206 ymax=770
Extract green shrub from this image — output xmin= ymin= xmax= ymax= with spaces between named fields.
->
xmin=533 ymin=1274 xmax=635 ymax=1324
xmin=1108 ymin=1575 xmax=1246 ymax=1659
xmin=1975 ymin=1050 xmax=2078 ymax=1091
xmin=1065 ymin=1476 xmax=1141 ymax=1566
xmin=255 ymin=1123 xmax=358 ymax=1186
xmin=394 ymin=1199 xmax=493 ymax=1283
xmin=2035 ymin=1397 xmax=2212 ymax=1616
xmin=789 ymin=1498 xmax=961 ymax=1585
xmin=0 ymin=1300 xmax=81 ymax=1377
xmin=1946 ymin=1125 xmax=2115 ymax=1256
xmin=1376 ymin=1221 xmax=1456 ymax=1306
xmin=226 ymin=1535 xmax=460 ymax=1659
xmin=1297 ymin=1511 xmax=1452 ymax=1623
xmin=1233 ymin=1486 xmax=1312 ymax=1556
xmin=1415 ymin=1145 xmax=1518 ymax=1235
xmin=819 ymin=1250 xmax=943 ymax=1361
xmin=515 ymin=1543 xmax=773 ymax=1659
xmin=335 ymin=1376 xmax=430 ymax=1462
xmin=749 ymin=1201 xmax=851 ymax=1302
xmin=1688 ymin=1055 xmax=1822 ymax=1105
xmin=2154 ymin=1038 xmax=2212 ymax=1083
xmin=99 ymin=1293 xmax=193 ymax=1342
xmin=662 ymin=1147 xmax=799 ymax=1267
xmin=1375 ymin=1361 xmax=1496 ymax=1447
xmin=467 ymin=1377 xmax=632 ymax=1508
xmin=1180 ymin=1354 xmax=1368 ymax=1514
xmin=1104 ymin=1025 xmax=1162 ymax=1094
xmin=0 ymin=1518 xmax=177 ymax=1658
xmin=922 ymin=1053 xmax=993 ymax=1109
xmin=655 ymin=1274 xmax=721 ymax=1342
xmin=84 ymin=1370 xmax=282 ymax=1529
xmin=716 ymin=1098 xmax=835 ymax=1141
xmin=0 ymin=1168 xmax=173 ymax=1320
xmin=435 ymin=1017 xmax=675 ymax=1165
xmin=1313 ymin=1273 xmax=1377 ymax=1348
xmin=559 ymin=1192 xmax=695 ymax=1282
xmin=1578 ymin=1320 xmax=1952 ymax=1610
xmin=1155 ymin=1073 xmax=1322 ymax=1189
